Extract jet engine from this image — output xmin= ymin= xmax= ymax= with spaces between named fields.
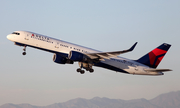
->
xmin=53 ymin=53 xmax=68 ymax=64
xmin=53 ymin=53 xmax=74 ymax=64
xmin=68 ymin=51 xmax=89 ymax=61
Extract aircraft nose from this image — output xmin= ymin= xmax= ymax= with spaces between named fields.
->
xmin=7 ymin=34 xmax=11 ymax=40
xmin=7 ymin=34 xmax=13 ymax=41
xmin=7 ymin=35 xmax=10 ymax=39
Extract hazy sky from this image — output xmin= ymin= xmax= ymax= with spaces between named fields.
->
xmin=0 ymin=0 xmax=180 ymax=106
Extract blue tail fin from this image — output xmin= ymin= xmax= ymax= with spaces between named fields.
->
xmin=137 ymin=43 xmax=171 ymax=68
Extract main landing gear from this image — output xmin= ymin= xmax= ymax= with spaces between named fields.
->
xmin=22 ymin=45 xmax=26 ymax=55
xmin=76 ymin=62 xmax=94 ymax=74
xmin=77 ymin=68 xmax=85 ymax=74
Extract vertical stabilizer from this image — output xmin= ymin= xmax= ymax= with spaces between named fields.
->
xmin=137 ymin=43 xmax=171 ymax=68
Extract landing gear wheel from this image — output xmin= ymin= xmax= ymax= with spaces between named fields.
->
xmin=89 ymin=69 xmax=94 ymax=73
xmin=77 ymin=68 xmax=81 ymax=72
xmin=80 ymin=70 xmax=85 ymax=74
xmin=22 ymin=45 xmax=27 ymax=55
xmin=22 ymin=52 xmax=26 ymax=55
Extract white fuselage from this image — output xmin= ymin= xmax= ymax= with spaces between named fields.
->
xmin=7 ymin=31 xmax=164 ymax=75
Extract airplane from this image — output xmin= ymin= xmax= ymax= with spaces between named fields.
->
xmin=7 ymin=31 xmax=172 ymax=75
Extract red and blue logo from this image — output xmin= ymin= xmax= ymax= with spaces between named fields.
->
xmin=137 ymin=43 xmax=171 ymax=68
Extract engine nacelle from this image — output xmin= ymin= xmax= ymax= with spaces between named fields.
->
xmin=53 ymin=53 xmax=67 ymax=64
xmin=68 ymin=51 xmax=89 ymax=61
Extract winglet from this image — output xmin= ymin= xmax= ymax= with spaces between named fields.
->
xmin=128 ymin=42 xmax=138 ymax=51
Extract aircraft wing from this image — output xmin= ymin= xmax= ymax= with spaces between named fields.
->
xmin=144 ymin=69 xmax=172 ymax=72
xmin=85 ymin=42 xmax=137 ymax=60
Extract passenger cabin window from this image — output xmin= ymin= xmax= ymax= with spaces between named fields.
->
xmin=12 ymin=32 xmax=20 ymax=35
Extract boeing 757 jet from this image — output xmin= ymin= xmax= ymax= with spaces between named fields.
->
xmin=7 ymin=31 xmax=172 ymax=75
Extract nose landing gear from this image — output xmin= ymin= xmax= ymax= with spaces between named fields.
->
xmin=22 ymin=45 xmax=26 ymax=55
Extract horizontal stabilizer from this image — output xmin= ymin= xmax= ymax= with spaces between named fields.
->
xmin=144 ymin=69 xmax=172 ymax=72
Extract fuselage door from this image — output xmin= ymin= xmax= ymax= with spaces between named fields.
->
xmin=25 ymin=33 xmax=30 ymax=40
xmin=54 ymin=41 xmax=59 ymax=49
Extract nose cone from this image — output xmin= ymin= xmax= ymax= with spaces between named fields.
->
xmin=7 ymin=34 xmax=13 ymax=41
xmin=7 ymin=35 xmax=10 ymax=40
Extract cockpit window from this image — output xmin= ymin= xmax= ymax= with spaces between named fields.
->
xmin=12 ymin=32 xmax=20 ymax=35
